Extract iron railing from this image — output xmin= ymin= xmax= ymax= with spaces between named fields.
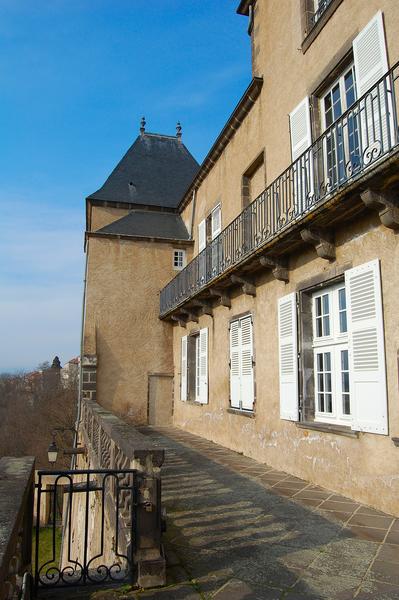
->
xmin=160 ymin=63 xmax=399 ymax=317
xmin=34 ymin=468 xmax=137 ymax=592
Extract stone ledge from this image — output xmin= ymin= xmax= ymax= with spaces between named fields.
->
xmin=297 ymin=421 xmax=359 ymax=438
xmin=227 ymin=408 xmax=255 ymax=418
xmin=83 ymin=400 xmax=165 ymax=467
xmin=0 ymin=457 xmax=35 ymax=595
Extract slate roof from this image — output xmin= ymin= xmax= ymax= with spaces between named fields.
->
xmin=87 ymin=133 xmax=199 ymax=208
xmin=97 ymin=210 xmax=190 ymax=241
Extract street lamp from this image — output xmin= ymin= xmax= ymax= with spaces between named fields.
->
xmin=47 ymin=427 xmax=86 ymax=465
xmin=47 ymin=440 xmax=59 ymax=465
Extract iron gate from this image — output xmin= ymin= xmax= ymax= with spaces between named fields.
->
xmin=34 ymin=468 xmax=138 ymax=594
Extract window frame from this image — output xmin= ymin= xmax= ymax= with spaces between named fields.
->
xmin=173 ymin=249 xmax=186 ymax=271
xmin=311 ymin=282 xmax=352 ymax=426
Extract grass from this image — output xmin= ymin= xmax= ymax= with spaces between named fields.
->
xmin=32 ymin=526 xmax=62 ymax=573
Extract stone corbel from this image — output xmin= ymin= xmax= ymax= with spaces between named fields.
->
xmin=360 ymin=189 xmax=399 ymax=230
xmin=179 ymin=309 xmax=199 ymax=324
xmin=300 ymin=227 xmax=336 ymax=261
xmin=171 ymin=315 xmax=187 ymax=328
xmin=259 ymin=255 xmax=289 ymax=282
xmin=230 ymin=274 xmax=256 ymax=297
xmin=209 ymin=287 xmax=231 ymax=308
xmin=189 ymin=300 xmax=213 ymax=317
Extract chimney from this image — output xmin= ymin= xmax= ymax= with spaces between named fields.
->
xmin=176 ymin=121 xmax=182 ymax=142
xmin=140 ymin=116 xmax=146 ymax=137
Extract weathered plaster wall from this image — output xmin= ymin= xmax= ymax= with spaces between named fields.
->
xmin=90 ymin=205 xmax=131 ymax=232
xmin=172 ymin=214 xmax=399 ymax=516
xmin=180 ymin=0 xmax=399 ymax=257
xmin=83 ymin=234 xmax=176 ymax=422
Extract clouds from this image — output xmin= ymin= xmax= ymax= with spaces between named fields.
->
xmin=0 ymin=195 xmax=84 ymax=372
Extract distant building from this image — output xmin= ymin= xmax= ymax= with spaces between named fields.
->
xmin=61 ymin=357 xmax=80 ymax=388
xmin=80 ymin=1 xmax=399 ymax=517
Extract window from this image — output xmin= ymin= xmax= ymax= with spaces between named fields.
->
xmin=321 ymin=64 xmax=359 ymax=185
xmin=312 ymin=283 xmax=350 ymax=425
xmin=278 ymin=260 xmax=388 ymax=435
xmin=181 ymin=329 xmax=208 ymax=404
xmin=173 ymin=249 xmax=186 ymax=270
xmin=311 ymin=0 xmax=334 ymax=26
xmin=230 ymin=315 xmax=255 ymax=411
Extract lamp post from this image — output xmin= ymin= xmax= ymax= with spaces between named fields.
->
xmin=47 ymin=440 xmax=59 ymax=465
xmin=47 ymin=427 xmax=86 ymax=466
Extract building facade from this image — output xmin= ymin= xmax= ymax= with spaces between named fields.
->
xmin=82 ymin=0 xmax=399 ymax=516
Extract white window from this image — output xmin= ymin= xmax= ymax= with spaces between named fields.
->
xmin=173 ymin=249 xmax=186 ymax=270
xmin=211 ymin=204 xmax=222 ymax=240
xmin=278 ymin=260 xmax=388 ymax=435
xmin=230 ymin=315 xmax=255 ymax=411
xmin=312 ymin=283 xmax=351 ymax=425
xmin=321 ymin=64 xmax=359 ymax=184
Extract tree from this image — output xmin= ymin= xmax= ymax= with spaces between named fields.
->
xmin=0 ymin=359 xmax=78 ymax=468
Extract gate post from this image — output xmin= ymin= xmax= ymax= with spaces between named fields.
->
xmin=133 ymin=467 xmax=165 ymax=587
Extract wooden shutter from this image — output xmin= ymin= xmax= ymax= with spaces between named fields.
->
xmin=181 ymin=336 xmax=187 ymax=402
xmin=211 ymin=204 xmax=222 ymax=239
xmin=240 ymin=316 xmax=255 ymax=411
xmin=345 ymin=260 xmax=388 ymax=435
xmin=353 ymin=12 xmax=388 ymax=97
xmin=278 ymin=293 xmax=299 ymax=421
xmin=230 ymin=320 xmax=241 ymax=408
xmin=198 ymin=328 xmax=208 ymax=404
xmin=198 ymin=219 xmax=206 ymax=252
xmin=353 ymin=12 xmax=392 ymax=153
xmin=289 ymin=97 xmax=313 ymax=213
xmin=289 ymin=97 xmax=312 ymax=161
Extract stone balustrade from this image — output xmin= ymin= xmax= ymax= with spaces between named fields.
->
xmin=0 ymin=457 xmax=35 ymax=600
xmin=78 ymin=399 xmax=166 ymax=587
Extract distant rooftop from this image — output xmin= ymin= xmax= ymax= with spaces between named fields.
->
xmin=87 ymin=127 xmax=199 ymax=209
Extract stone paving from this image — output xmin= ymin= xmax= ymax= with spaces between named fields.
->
xmin=134 ymin=426 xmax=399 ymax=600
xmin=42 ymin=426 xmax=399 ymax=599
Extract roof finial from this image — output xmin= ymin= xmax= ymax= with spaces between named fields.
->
xmin=176 ymin=121 xmax=182 ymax=141
xmin=140 ymin=116 xmax=146 ymax=136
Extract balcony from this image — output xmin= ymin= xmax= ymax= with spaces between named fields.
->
xmin=160 ymin=63 xmax=399 ymax=320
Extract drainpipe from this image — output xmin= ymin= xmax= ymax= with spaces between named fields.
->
xmin=189 ymin=188 xmax=197 ymax=239
xmin=71 ymin=236 xmax=89 ymax=470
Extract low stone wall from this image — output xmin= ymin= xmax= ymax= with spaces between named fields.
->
xmin=62 ymin=400 xmax=165 ymax=588
xmin=0 ymin=457 xmax=35 ymax=600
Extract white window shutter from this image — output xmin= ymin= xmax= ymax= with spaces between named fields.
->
xmin=289 ymin=97 xmax=312 ymax=161
xmin=230 ymin=320 xmax=241 ymax=408
xmin=198 ymin=328 xmax=208 ymax=404
xmin=353 ymin=11 xmax=388 ymax=97
xmin=278 ymin=293 xmax=299 ymax=421
xmin=240 ymin=316 xmax=255 ymax=411
xmin=289 ymin=97 xmax=313 ymax=213
xmin=345 ymin=260 xmax=388 ymax=435
xmin=353 ymin=12 xmax=392 ymax=152
xmin=211 ymin=205 xmax=221 ymax=239
xmin=181 ymin=336 xmax=188 ymax=402
xmin=198 ymin=219 xmax=206 ymax=252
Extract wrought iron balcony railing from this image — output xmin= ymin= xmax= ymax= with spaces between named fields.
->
xmin=160 ymin=63 xmax=399 ymax=317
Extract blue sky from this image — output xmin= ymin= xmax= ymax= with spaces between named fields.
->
xmin=0 ymin=0 xmax=250 ymax=372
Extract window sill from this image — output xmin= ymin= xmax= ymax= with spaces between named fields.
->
xmin=184 ymin=399 xmax=206 ymax=407
xmin=297 ymin=421 xmax=359 ymax=438
xmin=302 ymin=0 xmax=344 ymax=54
xmin=227 ymin=408 xmax=255 ymax=418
